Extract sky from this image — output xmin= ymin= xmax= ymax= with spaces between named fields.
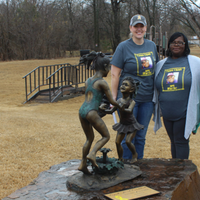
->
xmin=194 ymin=0 xmax=200 ymax=5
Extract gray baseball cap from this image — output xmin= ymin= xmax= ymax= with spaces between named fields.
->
xmin=130 ymin=14 xmax=147 ymax=26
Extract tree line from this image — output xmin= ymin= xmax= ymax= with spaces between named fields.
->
xmin=0 ymin=0 xmax=199 ymax=61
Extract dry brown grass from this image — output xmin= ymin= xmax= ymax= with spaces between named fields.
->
xmin=1 ymin=47 xmax=200 ymax=199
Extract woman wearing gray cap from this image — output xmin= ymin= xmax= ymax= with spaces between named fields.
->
xmin=110 ymin=14 xmax=159 ymax=161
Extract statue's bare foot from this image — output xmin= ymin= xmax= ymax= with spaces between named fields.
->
xmin=87 ymin=153 xmax=98 ymax=168
xmin=130 ymin=157 xmax=137 ymax=164
xmin=78 ymin=164 xmax=91 ymax=175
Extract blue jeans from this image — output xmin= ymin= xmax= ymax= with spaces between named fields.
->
xmin=121 ymin=101 xmax=154 ymax=159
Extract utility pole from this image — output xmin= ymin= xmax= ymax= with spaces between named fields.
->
xmin=94 ymin=0 xmax=100 ymax=51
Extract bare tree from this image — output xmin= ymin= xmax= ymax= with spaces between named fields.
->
xmin=168 ymin=0 xmax=200 ymax=37
xmin=110 ymin=0 xmax=126 ymax=51
xmin=179 ymin=0 xmax=200 ymax=37
xmin=0 ymin=0 xmax=199 ymax=61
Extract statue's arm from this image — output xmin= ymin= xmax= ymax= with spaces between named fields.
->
xmin=122 ymin=100 xmax=135 ymax=113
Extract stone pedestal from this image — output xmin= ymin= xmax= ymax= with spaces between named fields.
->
xmin=3 ymin=158 xmax=200 ymax=200
xmin=67 ymin=164 xmax=142 ymax=191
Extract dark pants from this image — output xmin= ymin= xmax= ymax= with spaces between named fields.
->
xmin=163 ymin=118 xmax=189 ymax=159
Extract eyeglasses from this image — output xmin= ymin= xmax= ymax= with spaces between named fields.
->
xmin=170 ymin=41 xmax=185 ymax=46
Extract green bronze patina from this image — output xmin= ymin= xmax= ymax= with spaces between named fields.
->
xmin=88 ymin=148 xmax=124 ymax=175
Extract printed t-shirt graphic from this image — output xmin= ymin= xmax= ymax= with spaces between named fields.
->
xmin=155 ymin=56 xmax=191 ymax=121
xmin=161 ymin=67 xmax=185 ymax=92
xmin=134 ymin=52 xmax=155 ymax=76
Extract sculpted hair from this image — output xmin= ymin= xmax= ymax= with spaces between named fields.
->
xmin=166 ymin=32 xmax=190 ymax=57
xmin=79 ymin=51 xmax=110 ymax=70
xmin=94 ymin=53 xmax=110 ymax=71
xmin=122 ymin=76 xmax=140 ymax=98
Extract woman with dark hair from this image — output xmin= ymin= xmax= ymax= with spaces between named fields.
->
xmin=153 ymin=32 xmax=200 ymax=159
xmin=166 ymin=32 xmax=190 ymax=57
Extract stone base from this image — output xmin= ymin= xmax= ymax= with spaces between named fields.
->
xmin=3 ymin=158 xmax=200 ymax=200
xmin=67 ymin=164 xmax=142 ymax=191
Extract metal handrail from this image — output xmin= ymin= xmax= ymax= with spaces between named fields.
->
xmin=46 ymin=63 xmax=94 ymax=102
xmin=23 ymin=63 xmax=71 ymax=103
xmin=23 ymin=62 xmax=94 ymax=103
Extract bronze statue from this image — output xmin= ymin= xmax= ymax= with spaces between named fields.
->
xmin=99 ymin=77 xmax=144 ymax=163
xmin=78 ymin=52 xmax=121 ymax=175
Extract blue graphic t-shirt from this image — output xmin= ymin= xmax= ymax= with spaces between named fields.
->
xmin=155 ymin=56 xmax=191 ymax=121
xmin=111 ymin=38 xmax=159 ymax=102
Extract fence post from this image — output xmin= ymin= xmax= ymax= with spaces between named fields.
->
xmin=165 ymin=32 xmax=168 ymax=57
xmin=49 ymin=77 xmax=51 ymax=102
xmin=25 ymin=77 xmax=28 ymax=102
xmin=38 ymin=67 xmax=40 ymax=92
xmin=158 ymin=26 xmax=163 ymax=59
xmin=61 ymin=67 xmax=63 ymax=97
xmin=150 ymin=25 xmax=156 ymax=42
